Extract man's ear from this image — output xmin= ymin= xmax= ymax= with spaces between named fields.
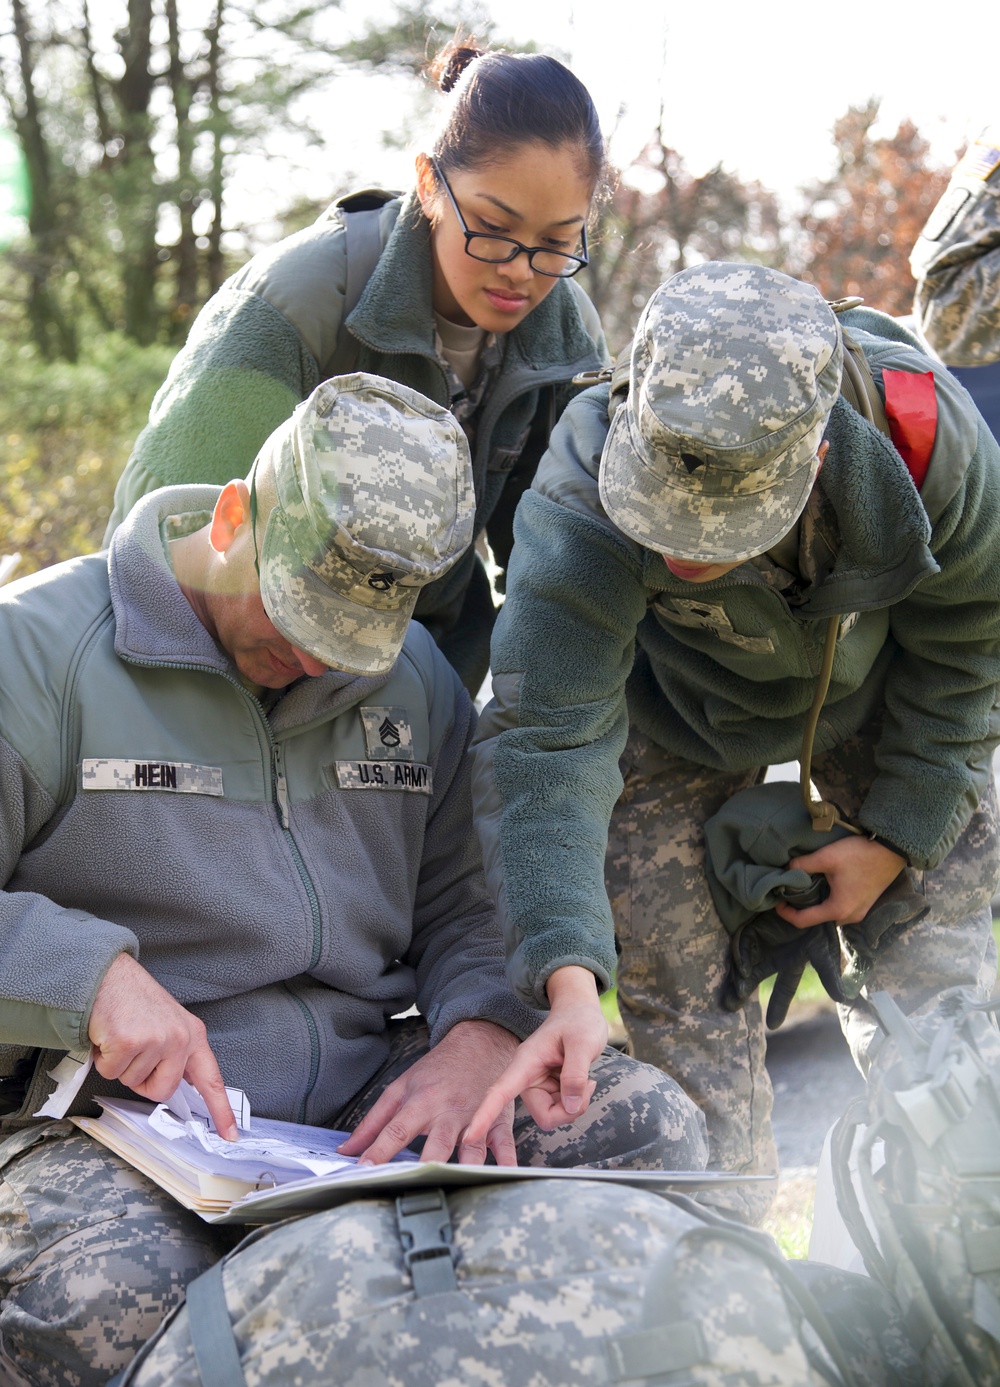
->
xmin=414 ymin=152 xmax=437 ymax=219
xmin=816 ymin=439 xmax=830 ymax=473
xmin=210 ymin=480 xmax=252 ymax=554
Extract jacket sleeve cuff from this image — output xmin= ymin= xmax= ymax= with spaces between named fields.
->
xmin=425 ymin=988 xmax=544 ymax=1045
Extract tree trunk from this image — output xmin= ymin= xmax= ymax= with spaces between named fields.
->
xmin=5 ymin=0 xmax=77 ymax=359
xmin=116 ymin=0 xmax=160 ymax=344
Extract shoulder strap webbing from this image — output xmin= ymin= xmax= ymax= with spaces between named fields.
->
xmin=799 ymin=305 xmax=891 ymax=832
xmin=613 ymin=1192 xmax=864 ymax=1387
xmin=317 ymin=188 xmax=399 ymax=380
xmin=184 ymin=1259 xmax=248 ymax=1387
xmin=832 ymin=314 xmax=892 ymax=440
xmin=342 ymin=205 xmax=386 ymax=322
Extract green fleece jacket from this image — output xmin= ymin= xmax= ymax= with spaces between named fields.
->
xmin=471 ymin=310 xmax=1000 ymax=1006
xmin=105 ymin=195 xmax=607 ymax=690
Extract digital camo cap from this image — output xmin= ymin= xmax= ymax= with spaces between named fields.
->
xmin=599 ymin=263 xmax=844 ymax=563
xmin=256 ymin=373 xmax=474 ymax=675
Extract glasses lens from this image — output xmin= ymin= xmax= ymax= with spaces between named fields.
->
xmin=465 ymin=235 xmax=521 ymax=263
xmin=463 ymin=234 xmax=587 ymax=277
xmin=530 ymin=250 xmax=585 ymax=278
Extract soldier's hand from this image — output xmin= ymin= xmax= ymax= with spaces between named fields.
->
xmin=88 ymin=953 xmax=237 ymax=1140
xmin=775 ymin=836 xmax=905 ymax=930
xmin=337 ymin=1020 xmax=520 ymax=1167
xmin=461 ymin=966 xmax=607 ymax=1148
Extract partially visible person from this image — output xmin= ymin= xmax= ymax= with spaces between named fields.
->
xmin=946 ymin=358 xmax=1000 ymax=445
xmin=911 ymin=124 xmax=1000 ymax=366
xmin=103 ymin=39 xmax=610 ymax=695
xmin=465 ymin=264 xmax=1000 ymax=1223
xmin=0 ymin=375 xmax=706 ymax=1387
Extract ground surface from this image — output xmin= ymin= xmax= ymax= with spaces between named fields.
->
xmin=766 ymin=1002 xmax=864 ymax=1169
xmin=763 ymin=1002 xmax=863 ymax=1253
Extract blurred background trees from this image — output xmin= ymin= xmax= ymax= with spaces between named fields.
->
xmin=791 ymin=100 xmax=950 ymax=316
xmin=587 ymin=118 xmax=786 ymax=352
xmin=0 ymin=0 xmax=458 ymax=358
xmin=0 ymin=0 xmax=954 ymax=573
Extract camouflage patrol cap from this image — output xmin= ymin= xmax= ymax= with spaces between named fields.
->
xmin=255 ymin=373 xmax=473 ymax=675
xmin=599 ymin=263 xmax=844 ymax=563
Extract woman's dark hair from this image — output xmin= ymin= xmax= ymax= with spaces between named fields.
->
xmin=428 ymin=39 xmax=605 ymax=187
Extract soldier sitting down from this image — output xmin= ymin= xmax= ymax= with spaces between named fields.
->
xmin=0 ymin=373 xmax=707 ymax=1387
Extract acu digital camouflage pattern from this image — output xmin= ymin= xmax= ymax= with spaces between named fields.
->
xmin=81 ymin=757 xmax=224 ymax=796
xmin=332 ymin=1016 xmax=708 ymax=1173
xmin=599 ymin=263 xmax=843 ymax=564
xmin=0 ymin=1020 xmax=707 ymax=1386
xmin=606 ymin=725 xmax=1000 ymax=1225
xmin=911 ymin=126 xmax=1000 ymax=367
xmin=257 ymin=372 xmax=474 ymax=676
xmin=125 ymin=1180 xmax=869 ymax=1387
xmin=0 ymin=1122 xmax=236 ymax=1387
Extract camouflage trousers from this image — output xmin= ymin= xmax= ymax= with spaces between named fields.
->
xmin=606 ymin=725 xmax=1000 ymax=1223
xmin=0 ymin=1019 xmax=706 ymax=1387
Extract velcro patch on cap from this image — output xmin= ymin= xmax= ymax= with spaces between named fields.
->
xmin=82 ymin=759 xmax=224 ymax=795
xmin=333 ymin=760 xmax=433 ymax=794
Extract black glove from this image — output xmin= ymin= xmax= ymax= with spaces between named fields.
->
xmin=720 ymin=868 xmax=929 ymax=1024
xmin=721 ymin=911 xmax=846 ymax=1029
xmin=839 ymin=867 xmax=929 ymax=998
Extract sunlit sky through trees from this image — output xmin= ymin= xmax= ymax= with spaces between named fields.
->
xmin=225 ymin=0 xmax=995 ymax=246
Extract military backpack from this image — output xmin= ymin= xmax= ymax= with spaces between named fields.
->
xmin=831 ymin=987 xmax=1000 ymax=1387
xmin=117 ymin=1176 xmax=898 ymax=1387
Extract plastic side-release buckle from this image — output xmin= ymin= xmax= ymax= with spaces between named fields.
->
xmin=396 ymin=1188 xmax=458 ymax=1297
xmin=888 ymin=1044 xmax=983 ymax=1148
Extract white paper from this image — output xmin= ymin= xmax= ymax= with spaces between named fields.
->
xmin=75 ymin=1096 xmax=768 ymax=1227
xmin=218 ymin=1159 xmax=770 ymax=1226
xmin=34 ymin=1048 xmax=93 ymax=1118
xmin=108 ymin=1095 xmax=413 ymax=1181
xmin=162 ymin=1078 xmax=251 ymax=1133
xmin=148 ymin=1085 xmax=383 ymax=1177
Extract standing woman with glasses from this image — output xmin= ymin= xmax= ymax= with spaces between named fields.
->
xmin=104 ymin=40 xmax=608 ymax=693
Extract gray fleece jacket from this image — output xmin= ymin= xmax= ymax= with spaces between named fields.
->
xmin=0 ymin=488 xmax=538 ymax=1126
xmin=472 ymin=310 xmax=1000 ymax=1006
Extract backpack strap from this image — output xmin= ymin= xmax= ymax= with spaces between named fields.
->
xmin=184 ymin=1259 xmax=248 ymax=1387
xmin=798 ymin=303 xmax=894 ymax=834
xmin=611 ymin=1192 xmax=865 ymax=1387
xmin=832 ymin=313 xmax=892 ymax=439
xmin=832 ymin=298 xmax=939 ymax=489
xmin=333 ymin=189 xmax=395 ymax=321
xmin=831 ymin=1101 xmax=980 ymax=1387
xmin=316 ymin=188 xmax=399 ymax=380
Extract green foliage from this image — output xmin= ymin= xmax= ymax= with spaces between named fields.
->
xmin=762 ymin=1180 xmax=815 ymax=1259
xmin=0 ymin=335 xmax=176 ymax=573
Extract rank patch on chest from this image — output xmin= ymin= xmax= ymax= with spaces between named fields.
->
xmin=654 ymin=598 xmax=776 ymax=654
xmin=333 ymin=760 xmax=433 ymax=794
xmin=360 ymin=707 xmax=414 ymax=760
xmin=81 ymin=759 xmax=224 ymax=795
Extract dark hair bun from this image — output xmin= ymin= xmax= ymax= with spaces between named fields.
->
xmin=428 ymin=47 xmax=605 ymax=189
xmin=429 ymin=38 xmax=485 ymax=94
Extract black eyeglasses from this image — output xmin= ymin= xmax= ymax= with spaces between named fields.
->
xmin=431 ymin=156 xmax=588 ymax=279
